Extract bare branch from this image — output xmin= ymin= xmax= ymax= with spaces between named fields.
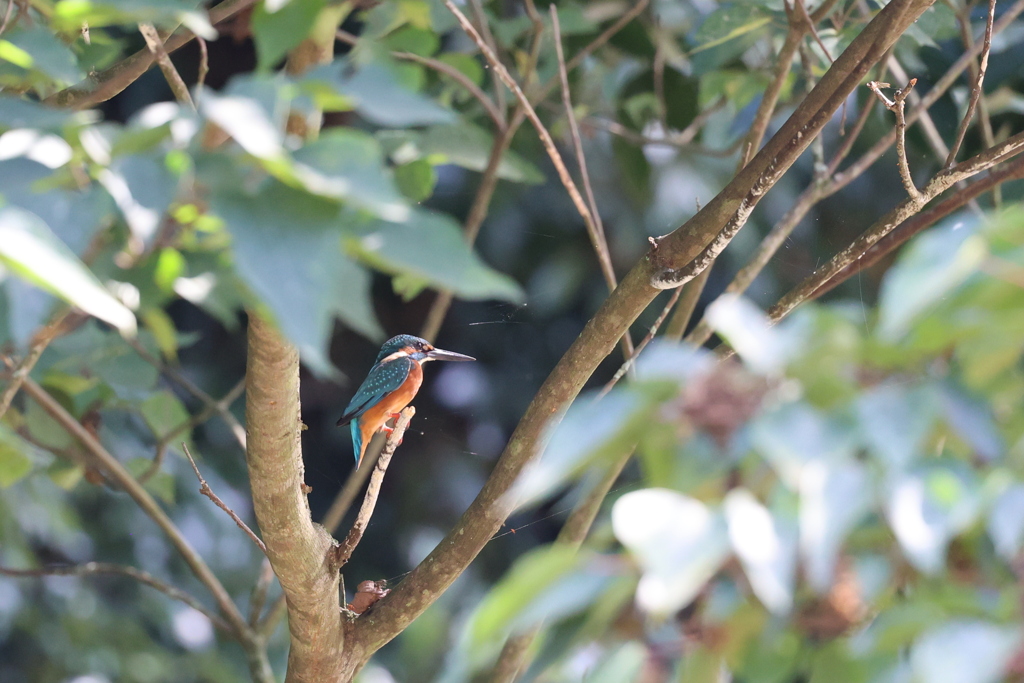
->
xmin=0 ymin=561 xmax=231 ymax=633
xmin=195 ymin=36 xmax=209 ymax=104
xmin=17 ymin=376 xmax=251 ymax=639
xmin=551 ymin=5 xmax=634 ymax=363
xmin=769 ymin=130 xmax=1024 ymax=322
xmin=331 ymin=408 xmax=415 ymax=570
xmin=138 ymin=22 xmax=194 ymax=109
xmin=249 ymin=559 xmax=275 ymax=627
xmin=812 ymin=153 xmax=1024 ymax=299
xmin=128 ymin=338 xmax=247 ymax=450
xmin=349 ymin=0 xmax=936 ymax=661
xmin=46 ymin=0 xmax=258 ymax=110
xmin=868 ymin=79 xmax=921 ymax=199
xmin=0 ymin=309 xmax=70 ymax=421
xmin=946 ymin=0 xmax=996 ymax=167
xmin=599 ymin=288 xmax=683 ymax=397
xmin=182 ymin=442 xmax=267 ymax=555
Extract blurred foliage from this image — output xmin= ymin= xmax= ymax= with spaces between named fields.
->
xmin=0 ymin=0 xmax=1023 ymax=682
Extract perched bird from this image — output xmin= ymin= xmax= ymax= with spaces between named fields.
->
xmin=336 ymin=334 xmax=475 ymax=468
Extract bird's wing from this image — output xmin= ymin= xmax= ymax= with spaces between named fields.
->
xmin=335 ymin=357 xmax=414 ymax=426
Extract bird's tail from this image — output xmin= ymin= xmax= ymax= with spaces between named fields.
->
xmin=351 ymin=420 xmax=364 ymax=468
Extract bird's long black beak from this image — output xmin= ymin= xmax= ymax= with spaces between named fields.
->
xmin=426 ymin=348 xmax=475 ymax=362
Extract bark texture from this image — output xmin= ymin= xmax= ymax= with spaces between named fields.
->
xmin=245 ymin=316 xmax=345 ymax=681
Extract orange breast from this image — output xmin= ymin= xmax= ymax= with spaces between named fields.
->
xmin=359 ymin=362 xmax=423 ymax=444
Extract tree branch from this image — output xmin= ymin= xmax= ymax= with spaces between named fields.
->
xmin=0 ymin=561 xmax=231 ymax=633
xmin=347 ymin=0 xmax=935 ymax=661
xmin=868 ymin=79 xmax=921 ymax=199
xmin=331 ymin=408 xmax=415 ymax=569
xmin=0 ymin=309 xmax=70 ymax=421
xmin=16 ymin=376 xmax=255 ymax=643
xmin=182 ymin=442 xmax=267 ymax=555
xmin=812 ymin=153 xmax=1024 ymax=299
xmin=46 ymin=0 xmax=258 ymax=110
xmin=768 ymin=129 xmax=1024 ymax=322
xmin=946 ymin=0 xmax=996 ymax=167
xmin=138 ymin=22 xmax=195 ymax=110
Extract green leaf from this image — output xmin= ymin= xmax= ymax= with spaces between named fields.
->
xmin=212 ymin=181 xmax=383 ymax=376
xmin=292 ymin=128 xmax=409 ymax=221
xmin=0 ymin=427 xmax=36 ymax=487
xmin=750 ymin=402 xmax=857 ymax=489
xmin=0 ymin=97 xmax=74 ymax=129
xmin=52 ymin=0 xmax=206 ymax=31
xmin=724 ymin=489 xmax=796 ymax=614
xmin=0 ymin=207 xmax=136 ymax=335
xmin=798 ymin=458 xmax=871 ymax=592
xmin=126 ymin=457 xmax=176 ymax=504
xmin=435 ymin=53 xmax=483 ymax=87
xmin=100 ymin=151 xmax=182 ymax=245
xmin=310 ymin=60 xmax=456 ymax=127
xmin=509 ymin=387 xmax=651 ymax=509
xmin=988 ymin=485 xmax=1024 ymax=560
xmin=469 ymin=545 xmax=580 ymax=648
xmin=4 ymin=27 xmax=83 ymax=85
xmin=887 ymin=465 xmax=981 ymax=573
xmin=394 ymin=159 xmax=436 ymax=202
xmin=878 ymin=214 xmax=986 ymax=341
xmin=380 ymin=124 xmax=544 ymax=184
xmin=612 ymin=488 xmax=731 ymax=617
xmin=251 ymin=0 xmax=326 ymax=70
xmin=856 ymin=381 xmax=939 ymax=474
xmin=910 ymin=621 xmax=1021 ymax=683
xmin=198 ymin=79 xmax=287 ymax=161
xmin=352 ymin=209 xmax=524 ymax=303
xmin=693 ymin=4 xmax=772 ymax=53
xmin=382 ymin=25 xmax=439 ymax=56
xmin=140 ymin=390 xmax=190 ymax=442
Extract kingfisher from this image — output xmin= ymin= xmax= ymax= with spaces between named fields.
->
xmin=336 ymin=334 xmax=475 ymax=468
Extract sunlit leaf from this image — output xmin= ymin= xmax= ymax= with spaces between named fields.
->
xmin=724 ymin=489 xmax=796 ymax=614
xmin=292 ymin=128 xmax=409 ymax=221
xmin=799 ymin=458 xmax=872 ymax=592
xmin=0 ymin=207 xmax=136 ymax=335
xmin=751 ymin=402 xmax=857 ymax=489
xmin=878 ymin=214 xmax=985 ymax=340
xmin=212 ymin=181 xmax=383 ymax=376
xmin=910 ymin=621 xmax=1021 ymax=683
xmin=887 ymin=465 xmax=981 ymax=573
xmin=987 ymin=484 xmax=1024 ymax=560
xmin=693 ymin=4 xmax=771 ymax=53
xmin=251 ymin=0 xmax=326 ymax=70
xmin=352 ymin=209 xmax=524 ymax=303
xmin=613 ymin=488 xmax=730 ymax=616
xmin=705 ymin=294 xmax=788 ymax=374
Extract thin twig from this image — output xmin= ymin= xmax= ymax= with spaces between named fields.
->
xmin=768 ymin=129 xmax=1024 ymax=322
xmin=47 ymin=0 xmax=258 ymax=110
xmin=0 ymin=309 xmax=70 ymax=421
xmin=551 ymin=5 xmax=633 ymax=362
xmin=812 ymin=153 xmax=1024 ymax=299
xmin=331 ymin=408 xmax=415 ymax=569
xmin=138 ymin=23 xmax=195 ymax=110
xmin=794 ymin=0 xmax=834 ymax=63
xmin=599 ymin=287 xmax=682 ymax=397
xmin=182 ymin=442 xmax=267 ymax=555
xmin=0 ymin=0 xmax=15 ymax=37
xmin=946 ymin=0 xmax=996 ymax=167
xmin=868 ymin=79 xmax=920 ymax=199
xmin=445 ymin=0 xmax=600 ymax=290
xmin=138 ymin=377 xmax=246 ymax=484
xmin=128 ymin=338 xmax=247 ymax=450
xmin=18 ymin=376 xmax=251 ymax=638
xmin=248 ymin=559 xmax=276 ymax=627
xmin=195 ymin=36 xmax=209 ymax=105
xmin=469 ymin=0 xmax=506 ymax=115
xmin=0 ymin=562 xmax=231 ymax=633
xmin=335 ymin=29 xmax=506 ymax=133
